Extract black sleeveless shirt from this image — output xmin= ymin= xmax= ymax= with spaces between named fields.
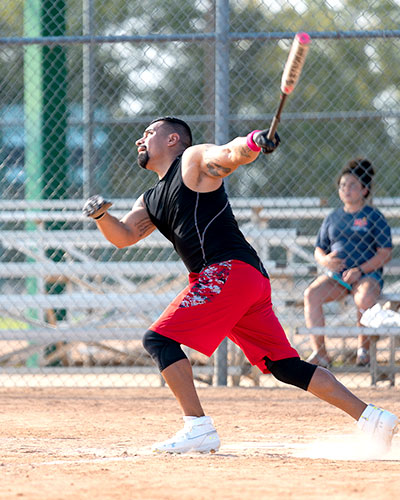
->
xmin=143 ymin=156 xmax=268 ymax=277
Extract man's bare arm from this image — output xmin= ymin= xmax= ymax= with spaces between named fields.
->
xmin=180 ymin=138 xmax=260 ymax=192
xmin=182 ymin=129 xmax=279 ymax=191
xmin=201 ymin=137 xmax=260 ymax=179
xmin=94 ymin=195 xmax=156 ymax=248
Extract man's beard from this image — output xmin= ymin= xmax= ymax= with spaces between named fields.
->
xmin=137 ymin=151 xmax=149 ymax=169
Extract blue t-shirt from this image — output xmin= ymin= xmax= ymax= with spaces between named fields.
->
xmin=316 ymin=205 xmax=392 ymax=277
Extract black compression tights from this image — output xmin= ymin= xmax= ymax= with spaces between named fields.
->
xmin=263 ymin=355 xmax=317 ymax=391
xmin=142 ymin=330 xmax=188 ymax=372
xmin=142 ymin=330 xmax=317 ymax=390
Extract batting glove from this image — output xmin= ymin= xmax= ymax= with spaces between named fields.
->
xmin=82 ymin=195 xmax=113 ymax=220
xmin=253 ymin=129 xmax=280 ymax=154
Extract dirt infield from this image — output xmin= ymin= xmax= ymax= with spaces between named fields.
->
xmin=0 ymin=386 xmax=399 ymax=500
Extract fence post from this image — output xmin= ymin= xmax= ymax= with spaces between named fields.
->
xmin=24 ymin=0 xmax=45 ymax=367
xmin=213 ymin=0 xmax=230 ymax=387
xmin=24 ymin=0 xmax=69 ymax=366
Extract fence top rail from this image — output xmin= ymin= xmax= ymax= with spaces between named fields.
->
xmin=2 ymin=29 xmax=400 ymax=47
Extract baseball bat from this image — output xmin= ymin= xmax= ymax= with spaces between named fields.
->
xmin=267 ymin=32 xmax=311 ymax=140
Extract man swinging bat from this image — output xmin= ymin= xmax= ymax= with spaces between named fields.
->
xmin=83 ymin=116 xmax=398 ymax=454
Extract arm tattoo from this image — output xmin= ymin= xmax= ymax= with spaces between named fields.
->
xmin=238 ymin=145 xmax=252 ymax=159
xmin=135 ymin=216 xmax=153 ymax=237
xmin=206 ymin=161 xmax=232 ymax=177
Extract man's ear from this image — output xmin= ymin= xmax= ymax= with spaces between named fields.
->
xmin=167 ymin=133 xmax=180 ymax=146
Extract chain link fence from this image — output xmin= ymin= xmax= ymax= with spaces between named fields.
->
xmin=0 ymin=0 xmax=400 ymax=387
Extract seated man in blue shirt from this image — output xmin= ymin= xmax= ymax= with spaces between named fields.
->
xmin=304 ymin=158 xmax=392 ymax=367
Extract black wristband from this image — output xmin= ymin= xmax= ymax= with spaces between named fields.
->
xmin=94 ymin=212 xmax=106 ymax=220
xmin=357 ymin=266 xmax=365 ymax=276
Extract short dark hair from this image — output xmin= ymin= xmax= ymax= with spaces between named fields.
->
xmin=338 ymin=157 xmax=375 ymax=198
xmin=149 ymin=116 xmax=193 ymax=149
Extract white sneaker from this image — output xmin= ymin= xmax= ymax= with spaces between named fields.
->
xmin=152 ymin=416 xmax=220 ymax=454
xmin=356 ymin=347 xmax=370 ymax=367
xmin=306 ymin=351 xmax=331 ymax=368
xmin=357 ymin=404 xmax=399 ymax=453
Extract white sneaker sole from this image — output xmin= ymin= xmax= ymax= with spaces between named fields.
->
xmin=152 ymin=431 xmax=220 ymax=454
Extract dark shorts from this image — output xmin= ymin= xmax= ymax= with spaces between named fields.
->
xmin=149 ymin=260 xmax=299 ymax=374
xmin=358 ymin=271 xmax=384 ymax=290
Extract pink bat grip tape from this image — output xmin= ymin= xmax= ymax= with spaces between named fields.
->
xmin=246 ymin=130 xmax=262 ymax=152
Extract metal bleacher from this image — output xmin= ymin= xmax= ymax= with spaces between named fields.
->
xmin=0 ymin=197 xmax=399 ymax=383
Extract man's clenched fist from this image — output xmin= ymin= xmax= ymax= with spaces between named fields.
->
xmin=83 ymin=195 xmax=113 ymax=220
xmin=253 ymin=129 xmax=281 ymax=154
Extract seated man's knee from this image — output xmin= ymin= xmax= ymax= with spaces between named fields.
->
xmin=304 ymin=284 xmax=324 ymax=307
xmin=354 ymin=283 xmax=381 ymax=310
xmin=264 ymin=356 xmax=317 ymax=391
xmin=142 ymin=330 xmax=187 ymax=372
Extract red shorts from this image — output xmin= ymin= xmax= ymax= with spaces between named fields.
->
xmin=149 ymin=260 xmax=299 ymax=373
